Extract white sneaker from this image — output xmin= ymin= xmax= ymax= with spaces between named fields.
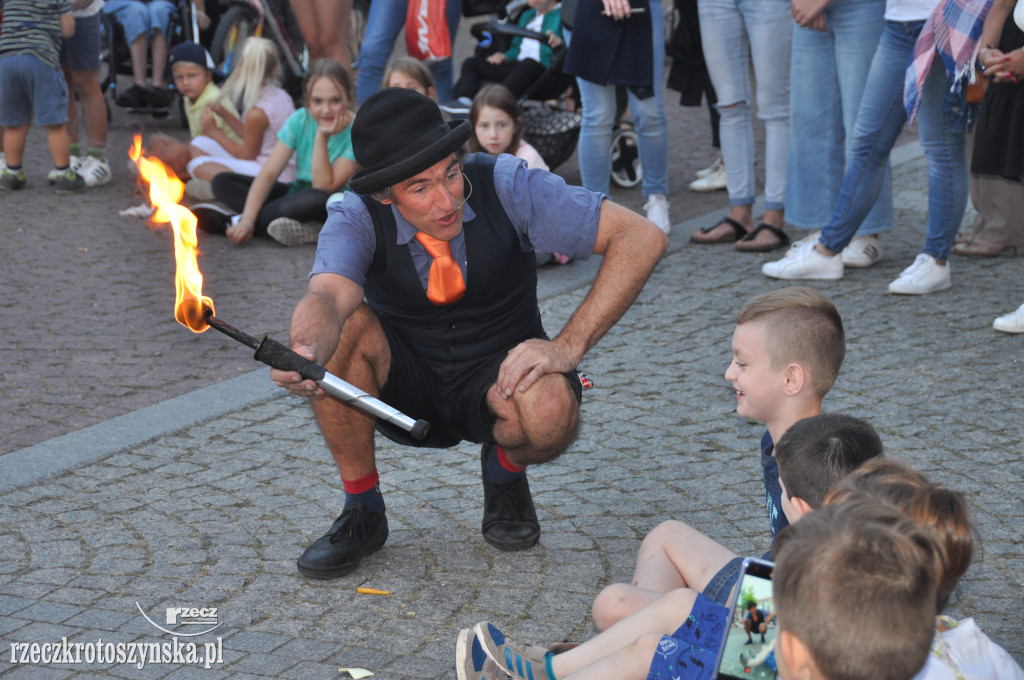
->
xmin=0 ymin=152 xmax=6 ymax=172
xmin=993 ymin=304 xmax=1024 ymax=333
xmin=688 ymin=164 xmax=727 ymax=192
xmin=185 ymin=178 xmax=214 ymax=201
xmin=762 ymin=240 xmax=844 ymax=280
xmin=887 ymin=254 xmax=951 ymax=295
xmin=784 ymin=230 xmax=821 ymax=257
xmin=70 ymin=154 xmax=85 ymax=173
xmin=267 ymin=217 xmax=321 ymax=247
xmin=694 ymin=155 xmax=723 ymax=179
xmin=841 ymin=235 xmax=883 ymax=268
xmin=77 ymin=156 xmax=112 ymax=186
xmin=644 ymin=194 xmax=672 ymax=235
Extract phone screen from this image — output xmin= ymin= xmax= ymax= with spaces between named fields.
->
xmin=714 ymin=559 xmax=778 ymax=680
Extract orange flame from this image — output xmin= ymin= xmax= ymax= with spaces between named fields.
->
xmin=130 ymin=134 xmax=214 ymax=332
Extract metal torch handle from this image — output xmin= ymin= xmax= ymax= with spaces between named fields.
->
xmin=253 ymin=337 xmax=429 ymax=441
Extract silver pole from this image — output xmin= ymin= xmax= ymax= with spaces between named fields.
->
xmin=318 ymin=372 xmax=429 ymax=440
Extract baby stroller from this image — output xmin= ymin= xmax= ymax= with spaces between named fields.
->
xmin=463 ymin=8 xmax=643 ymax=185
xmin=99 ymin=0 xmax=201 ymax=122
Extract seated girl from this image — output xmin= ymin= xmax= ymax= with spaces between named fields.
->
xmin=197 ymin=59 xmax=359 ymax=247
xmin=186 ymin=37 xmax=296 ymax=188
xmin=469 ymin=85 xmax=568 ymax=265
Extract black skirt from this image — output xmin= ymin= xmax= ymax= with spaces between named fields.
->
xmin=971 ymin=19 xmax=1024 ymax=179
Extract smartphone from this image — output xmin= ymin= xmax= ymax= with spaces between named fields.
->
xmin=713 ymin=557 xmax=778 ymax=680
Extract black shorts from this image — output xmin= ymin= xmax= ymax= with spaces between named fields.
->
xmin=376 ymin=318 xmax=583 ymax=448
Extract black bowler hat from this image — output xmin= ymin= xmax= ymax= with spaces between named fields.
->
xmin=349 ymin=88 xmax=472 ymax=195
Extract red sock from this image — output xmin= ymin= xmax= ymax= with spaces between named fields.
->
xmin=342 ymin=470 xmax=384 ymax=513
xmin=496 ymin=445 xmax=525 ymax=473
xmin=342 ymin=470 xmax=380 ymax=495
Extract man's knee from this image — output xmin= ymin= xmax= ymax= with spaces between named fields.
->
xmin=492 ymin=373 xmax=579 ymax=464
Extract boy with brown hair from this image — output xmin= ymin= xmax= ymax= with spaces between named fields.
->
xmin=587 ymin=288 xmax=848 ymax=631
xmin=730 ymin=285 xmax=846 ymax=538
xmin=772 ymin=500 xmax=940 ymax=680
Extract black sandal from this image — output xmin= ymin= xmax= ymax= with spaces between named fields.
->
xmin=735 ymin=223 xmax=790 ymax=252
xmin=691 ymin=216 xmax=749 ymax=244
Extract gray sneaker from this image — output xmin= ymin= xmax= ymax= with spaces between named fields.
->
xmin=474 ymin=622 xmax=550 ymax=680
xmin=53 ymin=169 xmax=86 ymax=194
xmin=0 ymin=168 xmax=27 ymax=190
xmin=267 ymin=217 xmax=321 ymax=247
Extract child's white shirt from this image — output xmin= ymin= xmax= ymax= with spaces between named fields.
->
xmin=517 ymin=12 xmax=547 ymax=63
xmin=913 ymin=617 xmax=1024 ymax=680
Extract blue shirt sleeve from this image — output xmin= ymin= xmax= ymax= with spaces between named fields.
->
xmin=761 ymin=430 xmax=790 ymax=539
xmin=310 ymin=192 xmax=376 ymax=285
xmin=491 ymin=153 xmax=602 ymax=260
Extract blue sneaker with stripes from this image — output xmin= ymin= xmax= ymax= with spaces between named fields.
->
xmin=474 ymin=621 xmax=551 ymax=680
xmin=457 ymin=627 xmax=511 ymax=680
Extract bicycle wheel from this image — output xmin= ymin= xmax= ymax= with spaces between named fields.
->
xmin=210 ymin=5 xmax=261 ymax=76
xmin=610 ymin=126 xmax=643 ymax=188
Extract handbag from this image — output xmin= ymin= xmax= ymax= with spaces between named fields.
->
xmin=406 ymin=0 xmax=452 ymax=61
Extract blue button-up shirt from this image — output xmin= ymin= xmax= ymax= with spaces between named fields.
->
xmin=312 ymin=153 xmax=604 ymax=289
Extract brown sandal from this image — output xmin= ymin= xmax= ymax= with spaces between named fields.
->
xmin=735 ymin=223 xmax=790 ymax=252
xmin=691 ymin=217 xmax=749 ymax=244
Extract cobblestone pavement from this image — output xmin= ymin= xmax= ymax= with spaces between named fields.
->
xmin=2 ymin=29 xmax=1023 ymax=679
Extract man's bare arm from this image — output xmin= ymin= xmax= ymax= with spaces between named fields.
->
xmin=495 ymin=200 xmax=669 ymax=396
xmin=271 ymin=273 xmax=364 ymax=396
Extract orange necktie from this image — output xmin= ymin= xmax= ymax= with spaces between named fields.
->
xmin=414 ymin=232 xmax=466 ymax=305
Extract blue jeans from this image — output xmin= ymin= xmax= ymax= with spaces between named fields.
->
xmin=103 ymin=0 xmax=177 ymax=44
xmin=820 ymin=20 xmax=970 ymax=261
xmin=699 ymin=0 xmax=791 ymax=209
xmin=575 ymin=0 xmax=669 ymax=198
xmin=785 ymin=0 xmax=893 ymax=234
xmin=355 ymin=0 xmax=461 ymax=104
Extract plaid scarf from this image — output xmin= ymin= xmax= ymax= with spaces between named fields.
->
xmin=903 ymin=0 xmax=994 ymax=121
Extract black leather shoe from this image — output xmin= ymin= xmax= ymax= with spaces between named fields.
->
xmin=296 ymin=504 xmax=388 ymax=579
xmin=480 ymin=444 xmax=540 ymax=551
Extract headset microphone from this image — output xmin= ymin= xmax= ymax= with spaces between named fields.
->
xmin=455 ymin=174 xmax=473 ymax=211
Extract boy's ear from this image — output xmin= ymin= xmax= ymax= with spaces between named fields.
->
xmin=782 ymin=362 xmax=807 ymax=396
xmin=789 ymin=496 xmax=814 ymax=521
xmin=778 ymin=629 xmax=816 ymax=680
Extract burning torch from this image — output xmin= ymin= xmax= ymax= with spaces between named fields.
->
xmin=130 ymin=137 xmax=429 ymax=441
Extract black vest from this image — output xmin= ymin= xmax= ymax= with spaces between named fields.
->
xmin=361 ymin=154 xmax=544 ymax=363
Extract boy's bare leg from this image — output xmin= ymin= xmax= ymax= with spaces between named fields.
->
xmin=563 ymin=634 xmax=663 ymax=680
xmin=73 ymin=70 xmax=107 ymax=151
xmin=592 ymin=519 xmax=738 ymax=630
xmin=62 ymin=62 xmax=80 ymax=146
xmin=44 ymin=124 xmax=71 ymax=168
xmin=548 ymin=588 xmax=698 ymax=678
xmin=3 ymin=125 xmax=29 ymax=166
